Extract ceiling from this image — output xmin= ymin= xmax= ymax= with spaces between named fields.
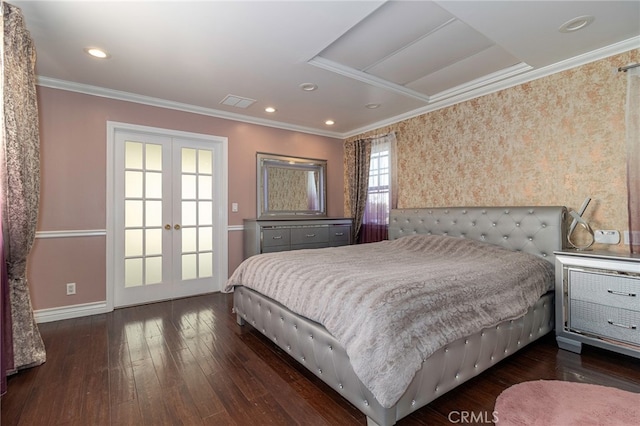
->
xmin=12 ymin=1 xmax=640 ymax=138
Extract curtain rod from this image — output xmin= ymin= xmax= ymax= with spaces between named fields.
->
xmin=618 ymin=63 xmax=640 ymax=72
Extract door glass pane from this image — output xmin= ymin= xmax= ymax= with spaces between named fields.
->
xmin=145 ymin=229 xmax=162 ymax=256
xmin=145 ymin=144 xmax=162 ymax=171
xmin=182 ymin=201 xmax=197 ymax=226
xmin=199 ymin=252 xmax=212 ymax=278
xmin=198 ymin=175 xmax=212 ymax=200
xmin=125 ymin=171 xmax=143 ymax=198
xmin=125 ymin=200 xmax=143 ymax=227
xmin=125 ymin=258 xmax=143 ymax=287
xmin=182 ymin=254 xmax=197 ymax=280
xmin=145 ymin=257 xmax=162 ymax=284
xmin=125 ymin=141 xmax=143 ymax=169
xmin=145 ymin=200 xmax=162 ymax=227
xmin=198 ymin=227 xmax=212 ymax=251
xmin=125 ymin=229 xmax=143 ymax=257
xmin=199 ymin=201 xmax=212 ymax=226
xmin=146 ymin=172 xmax=162 ymax=198
xmin=182 ymin=175 xmax=196 ymax=199
xmin=199 ymin=150 xmax=212 ymax=174
xmin=182 ymin=148 xmax=197 ymax=173
xmin=182 ymin=227 xmax=197 ymax=252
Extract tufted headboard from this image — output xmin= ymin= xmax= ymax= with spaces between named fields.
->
xmin=389 ymin=206 xmax=568 ymax=264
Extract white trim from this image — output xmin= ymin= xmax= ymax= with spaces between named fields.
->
xmin=35 ymin=229 xmax=107 ymax=239
xmin=342 ymin=36 xmax=640 ymax=138
xmin=34 ymin=301 xmax=110 ymax=323
xmin=37 ymin=76 xmax=342 ymax=139
xmin=228 ymin=224 xmax=244 ymax=232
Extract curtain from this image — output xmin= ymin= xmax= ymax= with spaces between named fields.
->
xmin=345 ymin=138 xmax=372 ymax=243
xmin=1 ymin=1 xmax=46 ymax=379
xmin=359 ymin=133 xmax=398 ymax=244
xmin=626 ymin=66 xmax=640 ymax=253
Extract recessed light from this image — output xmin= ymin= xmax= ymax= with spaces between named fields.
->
xmin=365 ymin=103 xmax=381 ymax=109
xmin=299 ymin=83 xmax=318 ymax=92
xmin=84 ymin=47 xmax=110 ymax=59
xmin=558 ymin=15 xmax=594 ymax=33
xmin=265 ymin=107 xmax=276 ymax=113
xmin=325 ymin=120 xmax=334 ymax=126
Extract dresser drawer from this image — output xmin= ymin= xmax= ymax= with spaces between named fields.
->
xmin=329 ymin=225 xmax=350 ymax=245
xmin=569 ymin=269 xmax=640 ymax=311
xmin=290 ymin=226 xmax=329 ymax=245
xmin=570 ymin=299 xmax=640 ymax=345
xmin=262 ymin=228 xmax=290 ymax=248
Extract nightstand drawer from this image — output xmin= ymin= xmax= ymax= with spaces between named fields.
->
xmin=570 ymin=300 xmax=640 ymax=345
xmin=262 ymin=228 xmax=291 ymax=248
xmin=290 ymin=226 xmax=329 ymax=245
xmin=569 ymin=269 xmax=640 ymax=312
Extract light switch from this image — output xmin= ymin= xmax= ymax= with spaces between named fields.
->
xmin=232 ymin=202 xmax=238 ymax=212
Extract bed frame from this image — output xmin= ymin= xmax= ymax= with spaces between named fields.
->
xmin=233 ymin=206 xmax=568 ymax=425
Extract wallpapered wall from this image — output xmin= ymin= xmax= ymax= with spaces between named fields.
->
xmin=345 ymin=50 xmax=639 ymax=252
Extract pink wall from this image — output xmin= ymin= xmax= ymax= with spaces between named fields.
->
xmin=29 ymin=87 xmax=344 ymax=311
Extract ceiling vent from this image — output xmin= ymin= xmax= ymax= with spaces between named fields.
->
xmin=220 ymin=94 xmax=256 ymax=109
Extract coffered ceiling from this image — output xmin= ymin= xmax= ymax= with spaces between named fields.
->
xmin=12 ymin=1 xmax=640 ymax=138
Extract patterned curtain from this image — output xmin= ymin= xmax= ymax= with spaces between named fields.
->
xmin=1 ymin=2 xmax=46 ymax=377
xmin=345 ymin=138 xmax=372 ymax=243
xmin=626 ymin=66 xmax=640 ymax=253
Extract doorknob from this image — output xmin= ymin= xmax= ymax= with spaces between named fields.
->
xmin=174 ymin=224 xmax=181 ymax=230
xmin=164 ymin=224 xmax=171 ymax=230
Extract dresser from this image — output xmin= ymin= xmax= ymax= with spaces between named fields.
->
xmin=243 ymin=218 xmax=352 ymax=259
xmin=555 ymin=250 xmax=640 ymax=359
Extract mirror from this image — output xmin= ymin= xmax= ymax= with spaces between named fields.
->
xmin=257 ymin=152 xmax=327 ymax=218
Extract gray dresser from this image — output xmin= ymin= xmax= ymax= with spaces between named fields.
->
xmin=243 ymin=218 xmax=352 ymax=259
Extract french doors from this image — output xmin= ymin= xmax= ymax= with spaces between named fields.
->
xmin=108 ymin=123 xmax=227 ymax=308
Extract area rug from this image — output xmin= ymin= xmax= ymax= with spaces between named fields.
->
xmin=494 ymin=380 xmax=640 ymax=425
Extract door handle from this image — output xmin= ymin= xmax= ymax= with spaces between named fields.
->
xmin=165 ymin=224 xmax=171 ymax=230
xmin=174 ymin=224 xmax=181 ymax=230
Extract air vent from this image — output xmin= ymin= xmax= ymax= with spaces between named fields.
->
xmin=220 ymin=94 xmax=256 ymax=109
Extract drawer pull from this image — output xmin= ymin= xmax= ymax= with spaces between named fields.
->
xmin=305 ymin=233 xmax=316 ymax=238
xmin=272 ymin=236 xmax=283 ymax=240
xmin=334 ymin=232 xmax=344 ymax=236
xmin=607 ymin=289 xmax=637 ymax=297
xmin=607 ymin=320 xmax=637 ymax=330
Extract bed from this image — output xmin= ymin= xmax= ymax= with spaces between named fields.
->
xmin=226 ymin=206 xmax=568 ymax=425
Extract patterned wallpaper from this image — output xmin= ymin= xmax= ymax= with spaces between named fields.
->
xmin=345 ymin=50 xmax=639 ymax=251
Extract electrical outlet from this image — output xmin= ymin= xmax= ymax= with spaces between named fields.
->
xmin=594 ymin=230 xmax=620 ymax=244
xmin=66 ymin=282 xmax=76 ymax=295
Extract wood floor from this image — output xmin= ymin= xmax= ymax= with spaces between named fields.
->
xmin=2 ymin=292 xmax=640 ymax=426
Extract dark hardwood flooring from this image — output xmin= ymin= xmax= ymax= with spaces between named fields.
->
xmin=2 ymin=292 xmax=640 ymax=425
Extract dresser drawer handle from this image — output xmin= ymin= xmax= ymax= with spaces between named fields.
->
xmin=607 ymin=320 xmax=637 ymax=330
xmin=305 ymin=233 xmax=316 ymax=238
xmin=607 ymin=289 xmax=636 ymax=297
xmin=334 ymin=232 xmax=344 ymax=236
xmin=272 ymin=235 xmax=283 ymax=240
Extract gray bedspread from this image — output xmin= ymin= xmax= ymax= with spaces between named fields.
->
xmin=224 ymin=234 xmax=554 ymax=408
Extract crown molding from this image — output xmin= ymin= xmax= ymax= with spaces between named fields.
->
xmin=342 ymin=36 xmax=640 ymax=139
xmin=36 ymin=76 xmax=343 ymax=139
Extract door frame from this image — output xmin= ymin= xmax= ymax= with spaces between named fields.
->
xmin=106 ymin=121 xmax=228 ymax=310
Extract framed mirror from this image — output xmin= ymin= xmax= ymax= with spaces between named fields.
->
xmin=257 ymin=152 xmax=327 ymax=218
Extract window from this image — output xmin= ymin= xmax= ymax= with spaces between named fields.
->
xmin=359 ymin=135 xmax=395 ymax=243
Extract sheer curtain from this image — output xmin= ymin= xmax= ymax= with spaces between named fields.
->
xmin=626 ymin=66 xmax=640 ymax=253
xmin=1 ymin=2 xmax=46 ymax=384
xmin=359 ymin=133 xmax=397 ymax=243
xmin=345 ymin=133 xmax=397 ymax=244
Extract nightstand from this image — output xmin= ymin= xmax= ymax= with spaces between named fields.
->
xmin=555 ymin=250 xmax=640 ymax=359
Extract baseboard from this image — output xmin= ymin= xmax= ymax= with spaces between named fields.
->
xmin=34 ymin=301 xmax=111 ymax=323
